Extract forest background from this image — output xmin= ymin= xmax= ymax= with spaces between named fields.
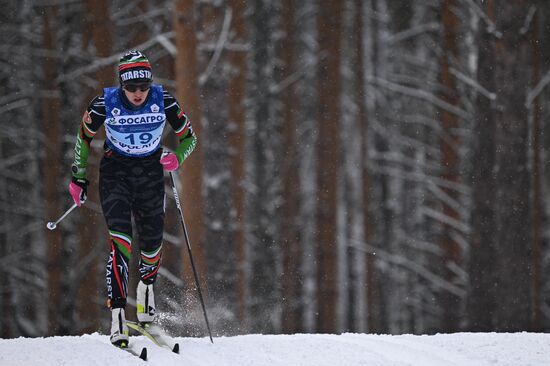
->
xmin=1 ymin=0 xmax=549 ymax=338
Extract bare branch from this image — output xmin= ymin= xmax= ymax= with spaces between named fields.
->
xmin=368 ymin=163 xmax=471 ymax=196
xmin=422 ymin=206 xmax=470 ymax=234
xmin=386 ymin=22 xmax=440 ymax=46
xmin=56 ymin=32 xmax=175 ymax=83
xmin=0 ymin=99 xmax=29 ymax=114
xmin=159 ymin=267 xmax=185 ymax=287
xmin=199 ymin=7 xmax=233 ymax=85
xmin=450 ymin=67 xmax=496 ymax=100
xmin=459 ymin=0 xmax=502 ymax=38
xmin=369 ymin=75 xmax=470 ymax=120
xmin=350 ymin=241 xmax=466 ymax=297
xmin=527 ymin=68 xmax=550 ymax=107
xmin=427 ymin=181 xmax=469 ymax=218
xmin=271 ymin=52 xmax=323 ymax=94
xmin=520 ymin=5 xmax=536 ymax=36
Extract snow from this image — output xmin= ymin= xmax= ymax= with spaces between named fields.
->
xmin=1 ymin=332 xmax=549 ymax=366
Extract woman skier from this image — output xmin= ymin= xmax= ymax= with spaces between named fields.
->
xmin=68 ymin=50 xmax=197 ymax=347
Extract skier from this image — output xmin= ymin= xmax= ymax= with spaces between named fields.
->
xmin=68 ymin=50 xmax=197 ymax=347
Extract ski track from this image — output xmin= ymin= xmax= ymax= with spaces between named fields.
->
xmin=1 ymin=332 xmax=550 ymax=366
xmin=319 ymin=334 xmax=463 ymax=366
xmin=349 ymin=334 xmax=493 ymax=366
xmin=417 ymin=332 xmax=550 ymax=366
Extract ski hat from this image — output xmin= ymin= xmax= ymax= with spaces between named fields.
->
xmin=118 ymin=50 xmax=153 ymax=85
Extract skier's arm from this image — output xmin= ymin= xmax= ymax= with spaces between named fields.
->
xmin=164 ymin=91 xmax=197 ymax=164
xmin=71 ymin=96 xmax=106 ymax=179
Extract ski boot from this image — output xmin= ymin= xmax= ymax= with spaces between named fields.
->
xmin=136 ymin=280 xmax=156 ymax=324
xmin=110 ymin=307 xmax=129 ymax=347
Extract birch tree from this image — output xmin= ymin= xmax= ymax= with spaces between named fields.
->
xmin=279 ymin=0 xmax=303 ymax=334
xmin=227 ymin=0 xmax=248 ymax=329
xmin=42 ymin=4 xmax=64 ymax=335
xmin=294 ymin=0 xmax=319 ymax=333
xmin=246 ymin=0 xmax=283 ymax=333
xmin=0 ymin=0 xmax=46 ymax=337
xmin=339 ymin=0 xmax=367 ymax=333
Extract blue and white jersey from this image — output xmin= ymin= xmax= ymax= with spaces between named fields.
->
xmin=103 ymin=85 xmax=166 ymax=157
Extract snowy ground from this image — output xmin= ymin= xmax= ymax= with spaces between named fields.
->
xmin=1 ymin=332 xmax=549 ymax=366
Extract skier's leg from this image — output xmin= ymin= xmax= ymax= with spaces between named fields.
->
xmin=106 ymin=227 xmax=133 ymax=307
xmin=99 ymin=155 xmax=133 ymax=343
xmin=109 ymin=307 xmax=129 ymax=347
xmin=136 ymin=233 xmax=162 ymax=323
xmin=133 ymin=160 xmax=165 ymax=322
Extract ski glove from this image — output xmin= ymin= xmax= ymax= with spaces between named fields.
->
xmin=69 ymin=177 xmax=89 ymax=206
xmin=160 ymin=152 xmax=179 ymax=171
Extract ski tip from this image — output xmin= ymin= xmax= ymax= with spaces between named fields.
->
xmin=139 ymin=347 xmax=148 ymax=361
xmin=172 ymin=343 xmax=179 ymax=354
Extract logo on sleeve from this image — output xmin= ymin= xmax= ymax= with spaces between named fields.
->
xmin=82 ymin=111 xmax=92 ymax=124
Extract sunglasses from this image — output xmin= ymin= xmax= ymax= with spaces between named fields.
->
xmin=123 ymin=82 xmax=151 ymax=92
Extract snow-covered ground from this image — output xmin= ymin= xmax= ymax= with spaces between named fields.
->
xmin=1 ymin=332 xmax=549 ymax=366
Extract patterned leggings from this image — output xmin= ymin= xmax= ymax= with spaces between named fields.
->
xmin=99 ymin=150 xmax=165 ymax=309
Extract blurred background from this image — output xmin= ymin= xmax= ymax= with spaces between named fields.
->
xmin=1 ymin=0 xmax=550 ymax=338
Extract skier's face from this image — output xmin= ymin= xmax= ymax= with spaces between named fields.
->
xmin=123 ymin=82 xmax=151 ymax=106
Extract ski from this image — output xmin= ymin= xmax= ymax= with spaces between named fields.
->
xmin=113 ymin=341 xmax=148 ymax=361
xmin=127 ymin=321 xmax=180 ymax=354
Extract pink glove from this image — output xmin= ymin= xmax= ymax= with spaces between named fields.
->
xmin=160 ymin=152 xmax=179 ymax=171
xmin=69 ymin=178 xmax=88 ymax=207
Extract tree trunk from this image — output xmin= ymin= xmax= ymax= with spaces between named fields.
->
xmin=43 ymin=6 xmax=63 ymax=335
xmin=365 ymin=0 xmax=382 ymax=333
xmin=280 ymin=0 xmax=302 ymax=334
xmin=352 ymin=0 xmax=369 ymax=333
xmin=530 ymin=6 xmax=542 ymax=332
xmin=467 ymin=0 xmax=497 ymax=331
xmin=77 ymin=0 xmax=113 ymax=333
xmin=492 ymin=2 xmax=533 ymax=331
xmin=294 ymin=0 xmax=319 ymax=333
xmin=199 ymin=2 xmax=238 ymax=333
xmin=438 ymin=0 xmax=461 ymax=332
xmin=173 ymin=0 xmax=206 ymax=296
xmin=316 ymin=0 xmax=343 ymax=333
xmin=227 ymin=0 xmax=248 ymax=329
xmin=247 ymin=0 xmax=283 ymax=333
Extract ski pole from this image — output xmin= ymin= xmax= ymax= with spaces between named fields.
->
xmin=169 ymin=171 xmax=214 ymax=343
xmin=46 ymin=202 xmax=78 ymax=230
